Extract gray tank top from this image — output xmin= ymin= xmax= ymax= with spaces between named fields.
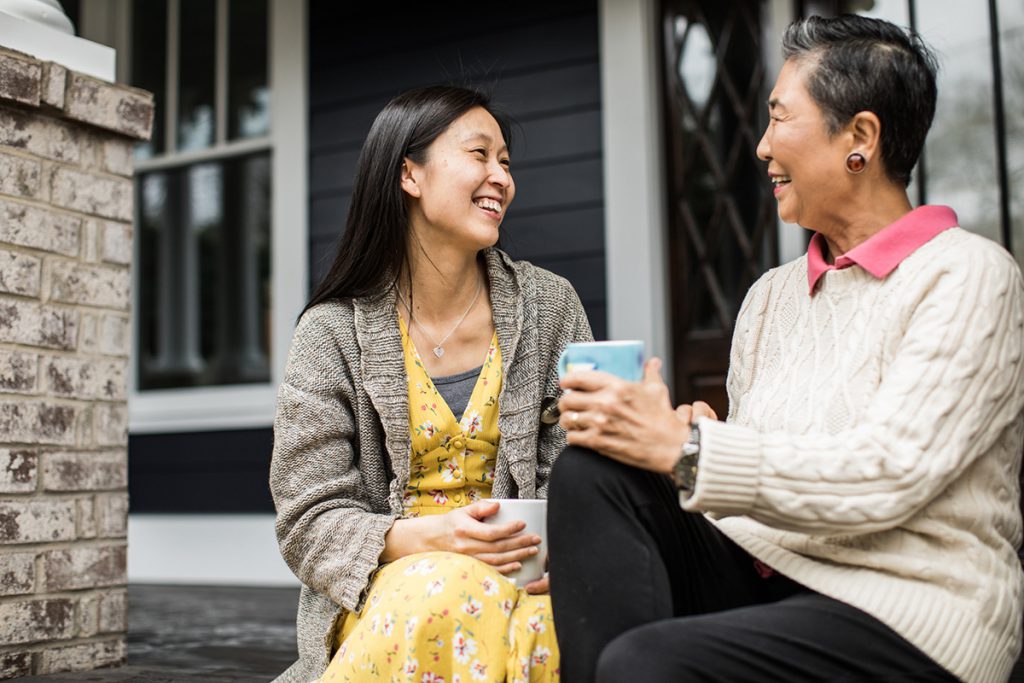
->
xmin=433 ymin=365 xmax=483 ymax=424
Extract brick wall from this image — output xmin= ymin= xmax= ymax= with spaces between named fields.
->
xmin=0 ymin=47 xmax=151 ymax=677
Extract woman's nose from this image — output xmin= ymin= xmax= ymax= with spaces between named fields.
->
xmin=756 ymin=128 xmax=772 ymax=162
xmin=488 ymin=161 xmax=511 ymax=188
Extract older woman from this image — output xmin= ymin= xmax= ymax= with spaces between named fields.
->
xmin=548 ymin=15 xmax=1023 ymax=683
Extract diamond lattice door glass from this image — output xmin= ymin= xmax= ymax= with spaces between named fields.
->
xmin=661 ymin=0 xmax=777 ymax=416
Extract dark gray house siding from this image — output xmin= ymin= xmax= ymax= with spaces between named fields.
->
xmin=308 ymin=1 xmax=607 ymax=338
xmin=129 ymin=1 xmax=607 ymax=514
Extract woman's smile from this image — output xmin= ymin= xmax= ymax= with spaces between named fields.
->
xmin=769 ymin=172 xmax=792 ymax=197
xmin=473 ymin=195 xmax=504 ymax=219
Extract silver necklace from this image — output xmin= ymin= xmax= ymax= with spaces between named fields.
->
xmin=397 ymin=277 xmax=483 ymax=358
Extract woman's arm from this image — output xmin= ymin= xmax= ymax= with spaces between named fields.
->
xmin=270 ymin=311 xmax=397 ymax=612
xmin=535 ymin=278 xmax=594 ymax=498
xmin=560 ymin=243 xmax=1024 ymax=536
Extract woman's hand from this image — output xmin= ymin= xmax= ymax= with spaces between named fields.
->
xmin=524 ymin=571 xmax=549 ymax=595
xmin=382 ymin=500 xmax=541 ymax=574
xmin=558 ymin=357 xmax=718 ymax=473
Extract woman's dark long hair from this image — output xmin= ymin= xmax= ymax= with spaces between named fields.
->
xmin=301 ymin=85 xmax=513 ymax=318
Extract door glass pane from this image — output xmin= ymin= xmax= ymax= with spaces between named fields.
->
xmin=177 ymin=0 xmax=216 ymax=151
xmin=228 ymin=0 xmax=270 ymax=139
xmin=137 ymin=154 xmax=271 ymax=389
xmin=917 ymin=1 xmax=1002 ymax=242
xmin=131 ymin=0 xmax=167 ymax=160
xmin=666 ymin=0 xmax=773 ymax=333
xmin=998 ymin=0 xmax=1024 ymax=268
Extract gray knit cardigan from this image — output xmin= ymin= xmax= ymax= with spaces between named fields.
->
xmin=270 ymin=249 xmax=593 ymax=683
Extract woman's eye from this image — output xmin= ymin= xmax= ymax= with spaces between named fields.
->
xmin=472 ymin=148 xmax=487 ymax=157
xmin=500 ymin=159 xmax=511 ymax=168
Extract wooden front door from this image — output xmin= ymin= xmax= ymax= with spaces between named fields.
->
xmin=660 ymin=0 xmax=778 ymax=417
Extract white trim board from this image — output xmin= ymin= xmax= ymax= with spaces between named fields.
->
xmin=0 ymin=11 xmax=115 ymax=80
xmin=128 ymin=514 xmax=300 ymax=586
xmin=597 ymin=0 xmax=673 ymax=385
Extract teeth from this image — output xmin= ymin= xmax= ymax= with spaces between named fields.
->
xmin=772 ymin=176 xmax=792 ymax=185
xmin=474 ymin=198 xmax=502 ymax=214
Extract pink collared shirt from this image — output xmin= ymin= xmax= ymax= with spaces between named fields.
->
xmin=806 ymin=205 xmax=959 ymax=295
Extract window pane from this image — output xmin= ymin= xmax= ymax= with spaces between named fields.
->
xmin=138 ymin=168 xmax=203 ymax=388
xmin=228 ymin=0 xmax=270 ymax=139
xmin=131 ymin=0 xmax=167 ymax=159
xmin=177 ymin=0 xmax=216 ymax=151
xmin=917 ymin=1 xmax=1002 ymax=243
xmin=998 ymin=0 xmax=1024 ymax=268
xmin=200 ymin=154 xmax=272 ymax=384
xmin=137 ymin=154 xmax=271 ymax=390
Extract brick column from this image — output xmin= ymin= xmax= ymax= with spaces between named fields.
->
xmin=0 ymin=47 xmax=152 ymax=677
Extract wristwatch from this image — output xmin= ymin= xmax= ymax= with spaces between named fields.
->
xmin=671 ymin=423 xmax=701 ymax=491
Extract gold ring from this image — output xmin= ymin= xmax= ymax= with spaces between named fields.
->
xmin=570 ymin=411 xmax=581 ymax=430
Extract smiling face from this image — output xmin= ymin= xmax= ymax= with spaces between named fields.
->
xmin=757 ymin=59 xmax=854 ymax=228
xmin=401 ymin=106 xmax=515 ymax=251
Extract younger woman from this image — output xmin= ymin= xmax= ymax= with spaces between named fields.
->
xmin=271 ymin=85 xmax=591 ymax=683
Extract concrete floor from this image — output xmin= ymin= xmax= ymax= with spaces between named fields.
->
xmin=18 ymin=584 xmax=300 ymax=683
xmin=14 ymin=584 xmax=1024 ymax=682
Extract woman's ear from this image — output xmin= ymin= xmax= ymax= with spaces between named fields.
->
xmin=849 ymin=110 xmax=882 ymax=160
xmin=400 ymin=158 xmax=421 ymax=198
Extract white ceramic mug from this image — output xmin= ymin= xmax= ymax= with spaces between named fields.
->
xmin=482 ymin=499 xmax=547 ymax=586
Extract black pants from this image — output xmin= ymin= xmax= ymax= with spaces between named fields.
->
xmin=547 ymin=447 xmax=958 ymax=683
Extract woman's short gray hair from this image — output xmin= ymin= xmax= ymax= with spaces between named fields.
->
xmin=782 ymin=15 xmax=938 ymax=187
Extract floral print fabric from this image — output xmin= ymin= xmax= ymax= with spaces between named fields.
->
xmin=400 ymin=316 xmax=501 ymax=517
xmin=318 ymin=317 xmax=559 ymax=683
xmin=324 ymin=552 xmax=558 ymax=683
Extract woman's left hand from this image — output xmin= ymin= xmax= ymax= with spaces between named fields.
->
xmin=558 ymin=358 xmax=714 ymax=473
xmin=523 ymin=573 xmax=549 ymax=595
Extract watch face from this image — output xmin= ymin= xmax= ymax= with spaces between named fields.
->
xmin=674 ymin=454 xmax=697 ymax=491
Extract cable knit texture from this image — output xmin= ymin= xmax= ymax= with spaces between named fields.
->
xmin=687 ymin=228 xmax=1024 ymax=683
xmin=269 ymin=248 xmax=592 ymax=683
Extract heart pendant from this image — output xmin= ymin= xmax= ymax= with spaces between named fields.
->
xmin=433 ymin=346 xmax=445 ymax=358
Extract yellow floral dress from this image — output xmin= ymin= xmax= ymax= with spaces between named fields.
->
xmin=319 ymin=317 xmax=559 ymax=683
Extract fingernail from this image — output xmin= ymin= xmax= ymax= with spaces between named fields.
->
xmin=529 ymin=547 xmax=539 ymax=555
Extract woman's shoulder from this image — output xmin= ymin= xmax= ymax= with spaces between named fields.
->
xmin=906 ymin=227 xmax=1022 ymax=288
xmin=487 ymin=248 xmax=580 ymax=301
xmin=297 ymin=299 xmax=357 ymax=335
xmin=289 ymin=300 xmax=361 ymax=359
xmin=748 ymin=254 xmax=808 ymax=297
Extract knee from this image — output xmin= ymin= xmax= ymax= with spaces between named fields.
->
xmin=596 ymin=626 xmax=686 ymax=683
xmin=596 ymin=629 xmax=652 ymax=683
xmin=551 ymin=446 xmax=653 ymax=509
xmin=549 ymin=446 xmax=594 ymax=503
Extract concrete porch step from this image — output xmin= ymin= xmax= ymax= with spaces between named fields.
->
xmin=17 ymin=584 xmax=299 ymax=682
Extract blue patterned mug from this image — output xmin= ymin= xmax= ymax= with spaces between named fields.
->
xmin=557 ymin=340 xmax=645 ymax=381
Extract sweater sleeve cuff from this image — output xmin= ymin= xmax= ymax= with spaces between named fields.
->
xmin=338 ymin=513 xmax=398 ymax=612
xmin=682 ymin=417 xmax=762 ymax=515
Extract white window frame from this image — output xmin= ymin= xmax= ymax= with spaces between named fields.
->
xmin=81 ymin=0 xmax=308 ymax=433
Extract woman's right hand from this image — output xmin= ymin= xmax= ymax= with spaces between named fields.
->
xmin=381 ymin=500 xmax=542 ymax=574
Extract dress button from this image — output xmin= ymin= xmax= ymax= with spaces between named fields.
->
xmin=451 ymin=437 xmax=466 ymax=451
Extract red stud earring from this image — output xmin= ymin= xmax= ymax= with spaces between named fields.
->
xmin=846 ymin=152 xmax=867 ymax=174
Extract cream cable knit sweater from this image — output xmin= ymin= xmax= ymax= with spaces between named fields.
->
xmin=688 ymin=228 xmax=1024 ymax=683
